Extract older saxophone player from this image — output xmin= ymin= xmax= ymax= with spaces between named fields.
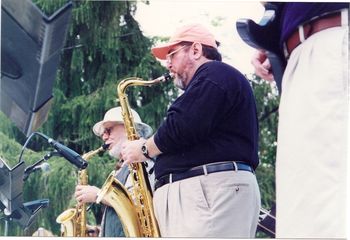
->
xmin=74 ymin=107 xmax=154 ymax=237
xmin=121 ymin=23 xmax=261 ymax=237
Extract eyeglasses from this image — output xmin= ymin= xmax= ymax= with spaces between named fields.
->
xmin=166 ymin=45 xmax=189 ymax=63
xmin=102 ymin=126 xmax=114 ymax=137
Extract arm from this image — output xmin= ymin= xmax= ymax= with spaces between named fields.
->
xmin=145 ymin=135 xmax=162 ymax=158
xmin=75 ymin=185 xmax=110 ymax=206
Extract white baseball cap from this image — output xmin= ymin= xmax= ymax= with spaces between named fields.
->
xmin=92 ymin=107 xmax=153 ymax=138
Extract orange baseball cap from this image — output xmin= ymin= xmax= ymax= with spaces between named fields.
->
xmin=151 ymin=23 xmax=218 ymax=60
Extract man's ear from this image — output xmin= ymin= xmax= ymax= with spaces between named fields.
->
xmin=192 ymin=42 xmax=203 ymax=60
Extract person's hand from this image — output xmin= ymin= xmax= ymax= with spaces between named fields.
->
xmin=74 ymin=185 xmax=100 ymax=205
xmin=251 ymin=50 xmax=274 ymax=82
xmin=121 ymin=138 xmax=147 ymax=165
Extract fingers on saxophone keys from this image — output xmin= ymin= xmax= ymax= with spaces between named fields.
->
xmin=78 ymin=195 xmax=86 ymax=205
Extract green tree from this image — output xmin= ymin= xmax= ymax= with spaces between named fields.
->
xmin=249 ymin=74 xmax=279 ymax=238
xmin=253 ymin=75 xmax=279 ymax=202
xmin=0 ymin=0 xmax=176 ymax=236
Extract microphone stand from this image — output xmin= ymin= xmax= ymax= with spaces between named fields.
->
xmin=18 ymin=132 xmax=53 ymax=164
xmin=4 ymin=217 xmax=8 ymax=236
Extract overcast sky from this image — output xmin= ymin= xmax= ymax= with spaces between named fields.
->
xmin=135 ymin=0 xmax=265 ymax=75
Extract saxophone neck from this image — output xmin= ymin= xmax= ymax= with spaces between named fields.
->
xmin=117 ymin=72 xmax=174 ymax=95
xmin=78 ymin=169 xmax=88 ymax=185
xmin=81 ymin=144 xmax=109 ymax=160
xmin=117 ymin=73 xmax=173 ymax=141
xmin=78 ymin=144 xmax=109 ymax=185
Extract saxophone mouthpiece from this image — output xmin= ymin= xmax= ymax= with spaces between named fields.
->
xmin=102 ymin=143 xmax=110 ymax=150
xmin=164 ymin=72 xmax=174 ymax=81
xmin=97 ymin=143 xmax=110 ymax=157
xmin=157 ymin=72 xmax=174 ymax=82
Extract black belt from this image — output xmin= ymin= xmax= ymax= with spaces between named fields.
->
xmin=154 ymin=162 xmax=254 ymax=191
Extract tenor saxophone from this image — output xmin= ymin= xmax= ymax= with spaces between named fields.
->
xmin=96 ymin=73 xmax=173 ymax=237
xmin=56 ymin=144 xmax=109 ymax=237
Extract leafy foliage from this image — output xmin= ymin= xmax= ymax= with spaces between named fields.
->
xmin=0 ymin=0 xmax=174 ymax=236
xmin=249 ymin=74 xmax=279 ymax=208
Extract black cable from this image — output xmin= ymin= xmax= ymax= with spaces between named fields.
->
xmin=18 ymin=132 xmax=50 ymax=163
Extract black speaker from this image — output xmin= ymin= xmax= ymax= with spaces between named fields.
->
xmin=0 ymin=157 xmax=25 ymax=214
xmin=1 ymin=0 xmax=72 ymax=136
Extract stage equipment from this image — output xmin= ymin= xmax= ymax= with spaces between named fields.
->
xmin=0 ymin=158 xmax=25 ymax=215
xmin=1 ymin=0 xmax=72 ymax=136
xmin=20 ymin=132 xmax=88 ymax=170
xmin=236 ymin=2 xmax=286 ymax=94
xmin=0 ymin=157 xmax=49 ymax=233
xmin=257 ymin=204 xmax=276 ymax=238
xmin=0 ymin=131 xmax=89 ymax=234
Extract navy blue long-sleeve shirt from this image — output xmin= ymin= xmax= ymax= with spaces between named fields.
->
xmin=153 ymin=61 xmax=259 ymax=179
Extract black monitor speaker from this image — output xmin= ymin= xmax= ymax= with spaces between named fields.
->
xmin=1 ymin=0 xmax=72 ymax=136
xmin=0 ymin=157 xmax=25 ymax=214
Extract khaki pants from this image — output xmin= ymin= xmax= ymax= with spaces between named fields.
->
xmin=153 ymin=170 xmax=261 ymax=237
xmin=276 ymin=25 xmax=348 ymax=238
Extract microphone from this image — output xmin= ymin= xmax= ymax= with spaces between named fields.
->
xmin=23 ymin=163 xmax=51 ymax=181
xmin=48 ymin=138 xmax=88 ymax=169
xmin=36 ymin=162 xmax=51 ymax=173
xmin=29 ymin=162 xmax=51 ymax=175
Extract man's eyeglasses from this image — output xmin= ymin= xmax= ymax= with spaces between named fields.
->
xmin=166 ymin=45 xmax=189 ymax=63
xmin=102 ymin=126 xmax=114 ymax=137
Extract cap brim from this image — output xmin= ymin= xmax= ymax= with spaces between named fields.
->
xmin=135 ymin=122 xmax=153 ymax=138
xmin=92 ymin=120 xmax=103 ymax=136
xmin=151 ymin=41 xmax=181 ymax=60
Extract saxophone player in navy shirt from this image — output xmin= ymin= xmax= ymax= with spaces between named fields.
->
xmin=122 ymin=23 xmax=261 ymax=238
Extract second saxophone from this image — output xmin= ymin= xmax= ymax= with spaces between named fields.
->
xmin=56 ymin=144 xmax=109 ymax=237
xmin=96 ymin=73 xmax=173 ymax=237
